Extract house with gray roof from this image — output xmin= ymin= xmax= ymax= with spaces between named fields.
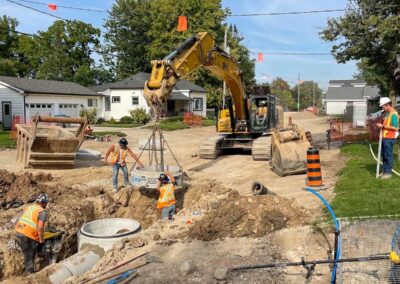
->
xmin=323 ymin=79 xmax=380 ymax=115
xmin=0 ymin=76 xmax=102 ymax=129
xmin=89 ymin=72 xmax=207 ymax=120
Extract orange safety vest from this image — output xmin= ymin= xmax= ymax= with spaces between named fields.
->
xmin=157 ymin=183 xmax=176 ymax=209
xmin=383 ymin=111 xmax=399 ymax=139
xmin=112 ymin=144 xmax=128 ymax=166
xmin=15 ymin=204 xmax=44 ymax=242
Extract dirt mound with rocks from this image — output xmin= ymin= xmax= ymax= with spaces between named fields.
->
xmin=0 ymin=170 xmax=52 ymax=209
xmin=188 ymin=190 xmax=312 ymax=241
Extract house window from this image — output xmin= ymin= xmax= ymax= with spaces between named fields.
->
xmin=112 ymin=96 xmax=121 ymax=103
xmin=132 ymin=96 xmax=139 ymax=105
xmin=59 ymin=104 xmax=78 ymax=108
xmin=193 ymin=98 xmax=203 ymax=111
xmin=88 ymin=98 xmax=98 ymax=107
xmin=105 ymin=97 xmax=111 ymax=111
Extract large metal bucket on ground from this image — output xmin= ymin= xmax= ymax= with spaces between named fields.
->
xmin=16 ymin=115 xmax=87 ymax=169
xmin=270 ymin=124 xmax=311 ymax=176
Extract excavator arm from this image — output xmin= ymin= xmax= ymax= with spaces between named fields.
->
xmin=144 ymin=32 xmax=246 ymax=121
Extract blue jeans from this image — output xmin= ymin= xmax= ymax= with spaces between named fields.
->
xmin=382 ymin=139 xmax=396 ymax=174
xmin=113 ymin=163 xmax=129 ymax=189
xmin=162 ymin=204 xmax=176 ymax=220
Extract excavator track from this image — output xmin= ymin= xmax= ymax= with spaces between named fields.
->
xmin=252 ymin=136 xmax=272 ymax=161
xmin=199 ymin=135 xmax=224 ymax=159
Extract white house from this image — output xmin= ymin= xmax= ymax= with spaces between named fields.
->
xmin=90 ymin=72 xmax=208 ymax=120
xmin=323 ymin=80 xmax=380 ymax=115
xmin=0 ymin=76 xmax=103 ymax=129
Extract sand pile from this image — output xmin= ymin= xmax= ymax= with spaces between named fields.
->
xmin=188 ymin=190 xmax=312 ymax=241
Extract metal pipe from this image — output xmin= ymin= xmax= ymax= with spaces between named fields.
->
xmin=230 ymin=254 xmax=389 ymax=271
xmin=35 ymin=115 xmax=86 ymax=124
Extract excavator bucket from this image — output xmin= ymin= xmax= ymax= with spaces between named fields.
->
xmin=270 ymin=124 xmax=311 ymax=176
xmin=16 ymin=115 xmax=87 ymax=169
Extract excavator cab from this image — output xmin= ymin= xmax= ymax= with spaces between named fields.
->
xmin=249 ymin=94 xmax=277 ymax=133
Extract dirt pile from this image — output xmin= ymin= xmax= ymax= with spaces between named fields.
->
xmin=0 ymin=170 xmax=52 ymax=209
xmin=188 ymin=190 xmax=312 ymax=241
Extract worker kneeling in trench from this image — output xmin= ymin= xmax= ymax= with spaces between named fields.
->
xmin=15 ymin=193 xmax=49 ymax=274
xmin=157 ymin=172 xmax=177 ymax=221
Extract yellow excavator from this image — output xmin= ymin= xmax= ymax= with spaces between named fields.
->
xmin=144 ymin=32 xmax=310 ymax=176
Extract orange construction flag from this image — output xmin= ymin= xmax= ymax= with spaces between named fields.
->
xmin=177 ymin=16 xmax=188 ymax=32
xmin=257 ymin=52 xmax=264 ymax=62
xmin=48 ymin=3 xmax=57 ymax=11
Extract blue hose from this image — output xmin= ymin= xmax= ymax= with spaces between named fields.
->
xmin=305 ymin=187 xmax=340 ymax=284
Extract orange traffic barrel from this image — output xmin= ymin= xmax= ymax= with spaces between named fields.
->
xmin=306 ymin=147 xmax=323 ymax=187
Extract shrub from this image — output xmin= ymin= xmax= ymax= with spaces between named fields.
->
xmin=119 ymin=116 xmax=133 ymax=124
xmin=130 ymin=108 xmax=151 ymax=125
xmin=109 ymin=117 xmax=116 ymax=124
xmin=96 ymin=117 xmax=105 ymax=124
xmin=79 ymin=108 xmax=97 ymax=124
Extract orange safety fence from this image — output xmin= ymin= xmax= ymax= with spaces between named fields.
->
xmin=183 ymin=112 xmax=203 ymax=126
xmin=9 ymin=115 xmax=21 ymax=139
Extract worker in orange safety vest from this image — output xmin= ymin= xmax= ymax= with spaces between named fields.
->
xmin=376 ymin=97 xmax=399 ymax=179
xmin=157 ymin=172 xmax=177 ymax=220
xmin=105 ymin=138 xmax=144 ymax=192
xmin=15 ymin=193 xmax=49 ymax=274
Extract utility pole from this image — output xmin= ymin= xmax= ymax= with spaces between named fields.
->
xmin=222 ymin=27 xmax=228 ymax=109
xmin=297 ymin=73 xmax=300 ymax=112
xmin=313 ymin=82 xmax=316 ymax=107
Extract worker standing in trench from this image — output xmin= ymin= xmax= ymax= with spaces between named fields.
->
xmin=104 ymin=138 xmax=144 ymax=192
xmin=15 ymin=193 xmax=49 ymax=274
xmin=157 ymin=172 xmax=177 ymax=220
xmin=376 ymin=97 xmax=399 ymax=179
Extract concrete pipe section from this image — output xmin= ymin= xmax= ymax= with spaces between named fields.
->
xmin=78 ymin=218 xmax=141 ymax=252
xmin=131 ymin=165 xmax=183 ymax=189
xmin=48 ymin=218 xmax=141 ymax=284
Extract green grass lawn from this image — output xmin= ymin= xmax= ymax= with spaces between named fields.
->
xmin=202 ymin=119 xmax=216 ymax=127
xmin=92 ymin=131 xmax=127 ymax=137
xmin=98 ymin=123 xmax=140 ymax=128
xmin=0 ymin=131 xmax=16 ymax=148
xmin=331 ymin=143 xmax=400 ymax=218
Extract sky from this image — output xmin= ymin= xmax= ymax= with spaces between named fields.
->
xmin=0 ymin=0 xmax=358 ymax=90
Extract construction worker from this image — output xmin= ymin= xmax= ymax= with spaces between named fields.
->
xmin=376 ymin=97 xmax=399 ymax=179
xmin=156 ymin=172 xmax=177 ymax=220
xmin=15 ymin=193 xmax=49 ymax=274
xmin=104 ymin=138 xmax=144 ymax=192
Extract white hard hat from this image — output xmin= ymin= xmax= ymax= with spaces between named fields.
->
xmin=379 ymin=97 xmax=391 ymax=107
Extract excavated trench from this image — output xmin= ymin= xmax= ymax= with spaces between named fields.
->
xmin=0 ymin=169 xmax=313 ymax=282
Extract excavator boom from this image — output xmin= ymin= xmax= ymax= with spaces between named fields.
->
xmin=144 ymin=32 xmax=246 ymax=123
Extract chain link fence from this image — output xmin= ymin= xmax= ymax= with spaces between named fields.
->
xmin=337 ymin=218 xmax=400 ymax=283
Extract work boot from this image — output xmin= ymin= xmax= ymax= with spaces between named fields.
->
xmin=381 ymin=174 xmax=392 ymax=179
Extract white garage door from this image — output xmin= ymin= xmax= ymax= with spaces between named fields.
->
xmin=59 ymin=104 xmax=79 ymax=117
xmin=27 ymin=103 xmax=54 ymax=120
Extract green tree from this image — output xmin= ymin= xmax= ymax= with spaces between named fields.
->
xmin=320 ymin=0 xmax=400 ymax=96
xmin=33 ymin=20 xmax=103 ymax=86
xmin=270 ymin=77 xmax=295 ymax=110
xmin=0 ymin=16 xmax=30 ymax=76
xmin=104 ymin=0 xmax=152 ymax=79
xmin=291 ymin=81 xmax=323 ymax=110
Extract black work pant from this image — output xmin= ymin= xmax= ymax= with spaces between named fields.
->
xmin=16 ymin=234 xmax=38 ymax=274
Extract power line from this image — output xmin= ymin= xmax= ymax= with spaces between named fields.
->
xmin=12 ymin=0 xmax=108 ymax=13
xmin=250 ymin=51 xmax=332 ymax=56
xmin=6 ymin=0 xmax=68 ymax=21
xmin=230 ymin=8 xmax=347 ymax=17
